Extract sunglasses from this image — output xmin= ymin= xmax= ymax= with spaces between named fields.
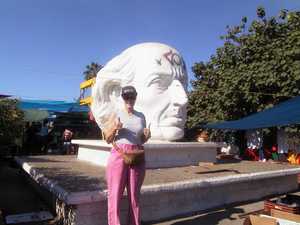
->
xmin=122 ymin=94 xmax=136 ymax=101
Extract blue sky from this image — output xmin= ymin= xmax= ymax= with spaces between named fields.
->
xmin=1 ymin=0 xmax=299 ymax=101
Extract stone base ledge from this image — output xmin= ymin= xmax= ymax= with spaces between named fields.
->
xmin=72 ymin=139 xmax=218 ymax=168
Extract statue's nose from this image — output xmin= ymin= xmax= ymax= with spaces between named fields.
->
xmin=169 ymin=80 xmax=188 ymax=107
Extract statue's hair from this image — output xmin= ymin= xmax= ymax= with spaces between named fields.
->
xmin=91 ymin=48 xmax=135 ymax=129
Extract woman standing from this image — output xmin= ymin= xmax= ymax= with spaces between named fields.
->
xmin=103 ymin=86 xmax=151 ymax=225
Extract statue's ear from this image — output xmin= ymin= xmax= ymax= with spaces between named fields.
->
xmin=102 ymin=79 xmax=122 ymax=106
xmin=91 ymin=76 xmax=122 ymax=129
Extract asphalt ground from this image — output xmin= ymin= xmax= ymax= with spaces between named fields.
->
xmin=152 ymin=201 xmax=265 ymax=225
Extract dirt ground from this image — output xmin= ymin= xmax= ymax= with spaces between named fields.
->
xmin=1 ymin=157 xmax=300 ymax=225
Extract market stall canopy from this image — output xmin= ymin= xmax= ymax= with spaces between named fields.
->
xmin=204 ymin=96 xmax=300 ymax=130
xmin=18 ymin=99 xmax=89 ymax=112
xmin=23 ymin=109 xmax=49 ymax=122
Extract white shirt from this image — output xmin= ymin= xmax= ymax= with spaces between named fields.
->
xmin=115 ymin=109 xmax=146 ymax=145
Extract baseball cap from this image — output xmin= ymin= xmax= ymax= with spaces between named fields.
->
xmin=121 ymin=86 xmax=137 ymax=99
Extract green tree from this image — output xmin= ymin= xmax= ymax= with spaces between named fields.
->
xmin=0 ymin=99 xmax=24 ymax=145
xmin=188 ymin=7 xmax=300 ymax=128
xmin=83 ymin=62 xmax=103 ymax=80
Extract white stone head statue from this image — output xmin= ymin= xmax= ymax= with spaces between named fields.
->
xmin=91 ymin=42 xmax=188 ymax=141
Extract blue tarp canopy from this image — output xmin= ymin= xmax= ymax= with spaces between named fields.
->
xmin=205 ymin=96 xmax=300 ymax=130
xmin=18 ymin=99 xmax=89 ymax=112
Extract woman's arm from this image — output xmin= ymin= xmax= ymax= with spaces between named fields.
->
xmin=141 ymin=118 xmax=151 ymax=144
xmin=102 ymin=115 xmax=122 ymax=144
xmin=103 ymin=126 xmax=118 ymax=144
xmin=141 ymin=128 xmax=151 ymax=144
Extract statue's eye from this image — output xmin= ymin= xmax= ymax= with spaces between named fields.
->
xmin=149 ymin=77 xmax=169 ymax=89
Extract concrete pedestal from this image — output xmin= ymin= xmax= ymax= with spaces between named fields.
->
xmin=15 ymin=156 xmax=300 ymax=225
xmin=73 ymin=139 xmax=218 ymax=168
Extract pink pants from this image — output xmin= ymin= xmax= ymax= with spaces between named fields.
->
xmin=106 ymin=143 xmax=146 ymax=225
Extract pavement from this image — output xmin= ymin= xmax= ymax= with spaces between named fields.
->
xmin=0 ymin=159 xmax=53 ymax=225
xmin=152 ymin=201 xmax=264 ymax=225
xmin=0 ymin=157 xmax=299 ymax=225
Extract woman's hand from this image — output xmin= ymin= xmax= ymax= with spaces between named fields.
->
xmin=114 ymin=117 xmax=123 ymax=131
xmin=103 ymin=115 xmax=122 ymax=144
xmin=142 ymin=125 xmax=151 ymax=143
xmin=143 ymin=128 xmax=151 ymax=139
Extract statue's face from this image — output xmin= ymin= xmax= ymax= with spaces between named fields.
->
xmin=92 ymin=43 xmax=188 ymax=141
xmin=132 ymin=44 xmax=188 ymax=141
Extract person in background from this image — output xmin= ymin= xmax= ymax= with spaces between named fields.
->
xmin=27 ymin=122 xmax=40 ymax=155
xmin=62 ymin=129 xmax=73 ymax=154
xmin=37 ymin=119 xmax=49 ymax=154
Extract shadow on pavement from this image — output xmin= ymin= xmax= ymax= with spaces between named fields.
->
xmin=169 ymin=207 xmax=245 ymax=225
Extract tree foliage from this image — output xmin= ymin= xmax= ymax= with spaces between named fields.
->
xmin=187 ymin=7 xmax=300 ymax=128
xmin=0 ymin=99 xmax=24 ymax=145
xmin=83 ymin=62 xmax=103 ymax=80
